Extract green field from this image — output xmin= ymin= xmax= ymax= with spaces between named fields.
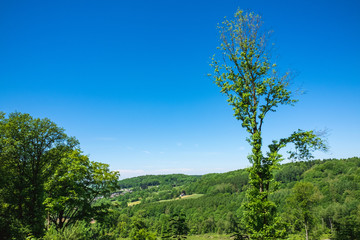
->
xmin=158 ymin=194 xmax=204 ymax=203
xmin=127 ymin=200 xmax=141 ymax=206
xmin=187 ymin=234 xmax=231 ymax=240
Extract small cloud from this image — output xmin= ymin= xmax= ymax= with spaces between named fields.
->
xmin=143 ymin=150 xmax=151 ymax=154
xmin=126 ymin=146 xmax=134 ymax=150
xmin=177 ymin=142 xmax=183 ymax=147
xmin=159 ymin=152 xmax=165 ymax=154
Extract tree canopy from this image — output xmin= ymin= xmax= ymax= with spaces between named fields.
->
xmin=0 ymin=112 xmax=119 ymax=239
xmin=44 ymin=149 xmax=119 ymax=230
xmin=0 ymin=112 xmax=77 ymax=237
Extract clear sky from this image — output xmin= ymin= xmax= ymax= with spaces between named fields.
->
xmin=1 ymin=0 xmax=359 ymax=179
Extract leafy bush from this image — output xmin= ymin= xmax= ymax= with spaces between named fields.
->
xmin=42 ymin=221 xmax=92 ymax=240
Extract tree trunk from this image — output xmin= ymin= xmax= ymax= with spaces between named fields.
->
xmin=305 ymin=223 xmax=309 ymax=240
xmin=58 ymin=210 xmax=64 ymax=229
xmin=329 ymin=218 xmax=333 ymax=236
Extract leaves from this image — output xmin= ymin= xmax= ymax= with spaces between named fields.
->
xmin=0 ymin=112 xmax=76 ymax=237
xmin=44 ymin=149 xmax=120 ymax=230
xmin=211 ymin=10 xmax=295 ymax=135
xmin=210 ymin=9 xmax=326 ymax=239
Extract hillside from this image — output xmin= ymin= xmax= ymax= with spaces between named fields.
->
xmin=93 ymin=157 xmax=360 ymax=240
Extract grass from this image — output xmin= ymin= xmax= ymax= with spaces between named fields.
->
xmin=159 ymin=194 xmax=204 ymax=203
xmin=127 ymin=200 xmax=141 ymax=206
xmin=127 ymin=194 xmax=204 ymax=206
xmin=115 ymin=234 xmax=231 ymax=240
xmin=187 ymin=233 xmax=231 ymax=240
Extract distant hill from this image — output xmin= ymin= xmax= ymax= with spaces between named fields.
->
xmin=97 ymin=157 xmax=360 ymax=240
xmin=118 ymin=174 xmax=201 ymax=189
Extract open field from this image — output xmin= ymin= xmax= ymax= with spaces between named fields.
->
xmin=187 ymin=234 xmax=232 ymax=240
xmin=127 ymin=194 xmax=204 ymax=206
xmin=127 ymin=200 xmax=141 ymax=206
xmin=159 ymin=194 xmax=204 ymax=203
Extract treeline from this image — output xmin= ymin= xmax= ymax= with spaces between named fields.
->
xmin=118 ymin=174 xmax=200 ymax=189
xmin=184 ymin=169 xmax=249 ymax=194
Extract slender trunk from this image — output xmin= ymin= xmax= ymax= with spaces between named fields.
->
xmin=58 ymin=210 xmax=64 ymax=229
xmin=305 ymin=223 xmax=309 ymax=240
xmin=47 ymin=211 xmax=50 ymax=230
xmin=329 ymin=218 xmax=333 ymax=236
xmin=17 ymin=184 xmax=24 ymax=220
xmin=16 ymin=159 xmax=26 ymax=220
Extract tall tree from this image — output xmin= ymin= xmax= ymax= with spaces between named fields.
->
xmin=210 ymin=10 xmax=326 ymax=239
xmin=129 ymin=216 xmax=156 ymax=240
xmin=287 ymin=182 xmax=322 ymax=240
xmin=0 ymin=112 xmax=77 ymax=238
xmin=169 ymin=212 xmax=189 ymax=240
xmin=44 ymin=149 xmax=120 ymax=230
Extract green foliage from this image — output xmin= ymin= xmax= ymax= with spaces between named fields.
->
xmin=0 ymin=111 xmax=357 ymax=239
xmin=211 ymin=10 xmax=295 ymax=134
xmin=210 ymin=9 xmax=326 ymax=239
xmin=169 ymin=212 xmax=189 ymax=240
xmin=37 ymin=157 xmax=360 ymax=239
xmin=44 ymin=149 xmax=119 ymax=230
xmin=274 ymin=160 xmax=318 ymax=185
xmin=129 ymin=216 xmax=157 ymax=240
xmin=0 ymin=112 xmax=76 ymax=238
xmin=114 ymin=174 xmax=202 ymax=206
xmin=186 ymin=169 xmax=248 ymax=194
xmin=286 ymin=182 xmax=322 ymax=240
xmin=66 ymin=158 xmax=360 ymax=239
xmin=100 ymin=158 xmax=359 ymax=238
xmin=186 ymin=234 xmax=231 ymax=240
xmin=119 ymin=174 xmax=200 ymax=189
xmin=42 ymin=221 xmax=93 ymax=240
xmin=0 ymin=112 xmax=120 ymax=239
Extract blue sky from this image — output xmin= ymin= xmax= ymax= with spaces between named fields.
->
xmin=1 ymin=0 xmax=359 ymax=179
